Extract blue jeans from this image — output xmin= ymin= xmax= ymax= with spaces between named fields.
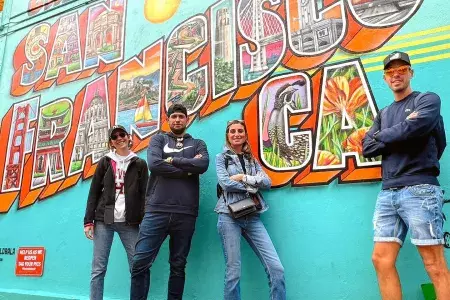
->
xmin=217 ymin=213 xmax=286 ymax=300
xmin=90 ymin=221 xmax=139 ymax=300
xmin=373 ymin=184 xmax=444 ymax=246
xmin=130 ymin=212 xmax=196 ymax=300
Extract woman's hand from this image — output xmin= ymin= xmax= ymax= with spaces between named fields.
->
xmin=230 ymin=174 xmax=245 ymax=182
xmin=84 ymin=225 xmax=94 ymax=240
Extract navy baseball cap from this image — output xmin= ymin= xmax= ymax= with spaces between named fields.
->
xmin=383 ymin=51 xmax=411 ymax=69
xmin=108 ymin=125 xmax=128 ymax=139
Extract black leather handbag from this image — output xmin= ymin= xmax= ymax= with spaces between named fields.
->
xmin=227 ymin=195 xmax=258 ymax=219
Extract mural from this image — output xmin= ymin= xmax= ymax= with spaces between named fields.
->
xmin=0 ymin=0 xmax=426 ymax=211
xmin=84 ymin=0 xmax=126 ymax=69
xmin=349 ymin=0 xmax=421 ymax=25
xmin=165 ymin=16 xmax=208 ymax=113
xmin=69 ymin=76 xmax=110 ymax=176
xmin=117 ymin=40 xmax=162 ymax=138
xmin=2 ymin=98 xmax=39 ymax=192
xmin=211 ymin=0 xmax=237 ymax=98
xmin=2 ymin=1 xmax=450 ymax=299
xmin=31 ymin=98 xmax=72 ymax=189
xmin=314 ymin=61 xmax=379 ymax=169
xmin=238 ymin=0 xmax=286 ymax=84
xmin=11 ymin=0 xmax=127 ymax=96
xmin=144 ymin=0 xmax=182 ymax=24
xmin=286 ymin=0 xmax=345 ymax=55
xmin=46 ymin=12 xmax=82 ymax=80
xmin=28 ymin=0 xmax=72 ymax=16
xmin=260 ymin=73 xmax=312 ymax=170
xmin=21 ymin=24 xmax=50 ymax=85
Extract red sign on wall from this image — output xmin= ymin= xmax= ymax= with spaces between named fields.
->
xmin=15 ymin=247 xmax=45 ymax=276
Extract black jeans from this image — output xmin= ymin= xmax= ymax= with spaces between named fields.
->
xmin=130 ymin=212 xmax=196 ymax=300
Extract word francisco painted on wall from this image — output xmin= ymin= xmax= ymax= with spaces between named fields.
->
xmin=0 ymin=0 xmax=424 ymax=213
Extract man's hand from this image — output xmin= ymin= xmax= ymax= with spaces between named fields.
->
xmin=407 ymin=111 xmax=419 ymax=120
xmin=230 ymin=174 xmax=245 ymax=182
xmin=165 ymin=157 xmax=173 ymax=164
xmin=84 ymin=225 xmax=94 ymax=240
xmin=194 ymin=154 xmax=202 ymax=159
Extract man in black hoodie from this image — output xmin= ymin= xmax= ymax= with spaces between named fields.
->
xmin=363 ymin=51 xmax=449 ymax=299
xmin=130 ymin=103 xmax=209 ymax=300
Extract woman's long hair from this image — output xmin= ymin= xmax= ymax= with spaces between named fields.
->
xmin=225 ymin=120 xmax=253 ymax=162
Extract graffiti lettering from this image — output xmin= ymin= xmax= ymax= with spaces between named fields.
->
xmin=12 ymin=0 xmax=127 ymax=96
xmin=165 ymin=15 xmax=209 ymax=114
xmin=28 ymin=0 xmax=72 ymax=16
xmin=0 ymin=0 xmax=425 ymax=211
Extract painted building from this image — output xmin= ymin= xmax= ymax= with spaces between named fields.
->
xmin=0 ymin=0 xmax=449 ymax=299
xmin=73 ymin=89 xmax=109 ymax=162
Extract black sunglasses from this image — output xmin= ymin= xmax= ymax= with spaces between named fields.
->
xmin=110 ymin=132 xmax=127 ymax=140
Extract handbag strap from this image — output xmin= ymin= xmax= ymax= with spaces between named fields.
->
xmin=222 ymin=155 xmax=230 ymax=204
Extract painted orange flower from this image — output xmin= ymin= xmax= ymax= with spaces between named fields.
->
xmin=342 ymin=127 xmax=370 ymax=154
xmin=317 ymin=150 xmax=341 ymax=166
xmin=323 ymin=76 xmax=368 ymax=119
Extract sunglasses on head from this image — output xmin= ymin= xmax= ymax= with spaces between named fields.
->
xmin=384 ymin=65 xmax=410 ymax=77
xmin=227 ymin=119 xmax=244 ymax=126
xmin=110 ymin=132 xmax=127 ymax=140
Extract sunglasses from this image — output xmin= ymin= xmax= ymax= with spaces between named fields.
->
xmin=110 ymin=132 xmax=127 ymax=140
xmin=384 ymin=65 xmax=410 ymax=77
xmin=227 ymin=119 xmax=244 ymax=126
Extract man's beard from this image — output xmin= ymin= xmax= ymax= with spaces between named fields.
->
xmin=170 ymin=126 xmax=186 ymax=135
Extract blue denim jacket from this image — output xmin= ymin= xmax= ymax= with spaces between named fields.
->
xmin=214 ymin=146 xmax=271 ymax=214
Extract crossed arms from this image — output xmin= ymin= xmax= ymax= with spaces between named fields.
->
xmin=148 ymin=134 xmax=209 ymax=178
xmin=216 ymin=154 xmax=271 ymax=193
xmin=363 ymin=93 xmax=441 ymax=158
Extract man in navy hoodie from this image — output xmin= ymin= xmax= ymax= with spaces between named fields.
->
xmin=363 ymin=51 xmax=449 ymax=299
xmin=130 ymin=103 xmax=209 ymax=300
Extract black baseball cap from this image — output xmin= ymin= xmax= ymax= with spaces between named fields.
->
xmin=108 ymin=124 xmax=128 ymax=139
xmin=383 ymin=51 xmax=411 ymax=69
xmin=167 ymin=103 xmax=188 ymax=117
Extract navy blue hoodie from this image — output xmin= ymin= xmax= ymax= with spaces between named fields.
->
xmin=362 ymin=91 xmax=446 ymax=189
xmin=145 ymin=132 xmax=209 ymax=216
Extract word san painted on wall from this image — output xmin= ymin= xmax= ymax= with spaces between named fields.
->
xmin=0 ymin=0 xmax=424 ymax=213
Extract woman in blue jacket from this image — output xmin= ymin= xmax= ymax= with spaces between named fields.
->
xmin=215 ymin=119 xmax=285 ymax=300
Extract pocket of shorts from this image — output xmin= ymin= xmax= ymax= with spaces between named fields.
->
xmin=408 ymin=184 xmax=435 ymax=197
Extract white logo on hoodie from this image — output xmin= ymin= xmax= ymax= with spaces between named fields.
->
xmin=163 ymin=143 xmax=193 ymax=153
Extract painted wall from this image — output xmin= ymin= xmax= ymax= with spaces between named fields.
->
xmin=0 ymin=0 xmax=449 ymax=299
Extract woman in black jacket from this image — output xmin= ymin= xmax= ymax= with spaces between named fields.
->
xmin=83 ymin=125 xmax=148 ymax=300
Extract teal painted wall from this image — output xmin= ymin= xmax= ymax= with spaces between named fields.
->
xmin=0 ymin=0 xmax=449 ymax=299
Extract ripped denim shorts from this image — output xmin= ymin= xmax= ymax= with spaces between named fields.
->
xmin=373 ymin=184 xmax=444 ymax=246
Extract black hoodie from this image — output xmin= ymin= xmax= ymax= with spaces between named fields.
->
xmin=363 ymin=91 xmax=446 ymax=189
xmin=145 ymin=132 xmax=209 ymax=216
xmin=84 ymin=154 xmax=149 ymax=226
